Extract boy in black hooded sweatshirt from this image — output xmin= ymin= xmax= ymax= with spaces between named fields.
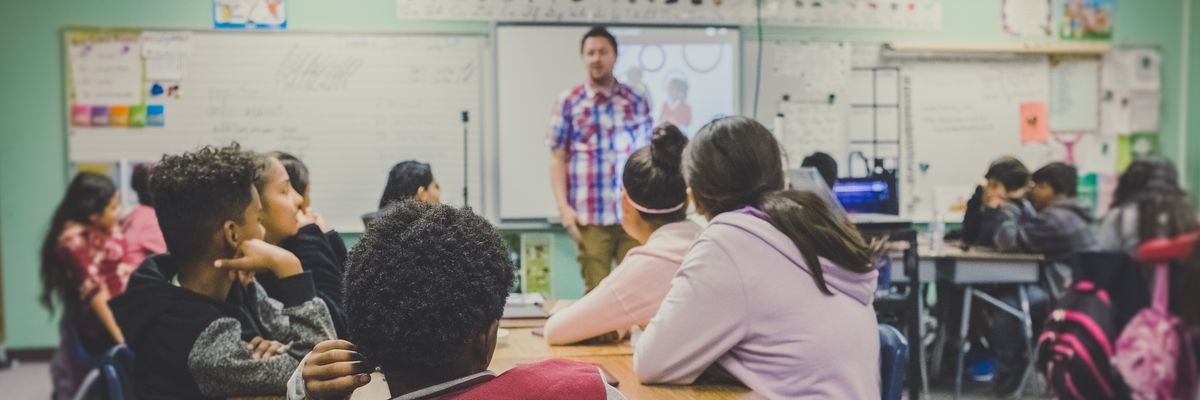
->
xmin=110 ymin=144 xmax=334 ymax=399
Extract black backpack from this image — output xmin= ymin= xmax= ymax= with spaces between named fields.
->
xmin=1036 ymin=252 xmax=1143 ymax=399
xmin=1037 ymin=279 xmax=1129 ymax=399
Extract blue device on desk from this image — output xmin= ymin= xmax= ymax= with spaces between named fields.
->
xmin=834 ymin=176 xmax=899 ymax=215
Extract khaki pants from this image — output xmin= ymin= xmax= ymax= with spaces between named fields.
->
xmin=577 ymin=224 xmax=639 ymax=293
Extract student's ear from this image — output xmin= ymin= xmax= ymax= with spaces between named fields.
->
xmin=222 ymin=220 xmax=241 ymax=250
xmin=473 ymin=321 xmax=500 ymax=370
xmin=416 ymin=186 xmax=428 ymax=201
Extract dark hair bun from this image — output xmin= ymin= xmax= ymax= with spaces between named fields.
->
xmin=650 ymin=123 xmax=688 ymax=171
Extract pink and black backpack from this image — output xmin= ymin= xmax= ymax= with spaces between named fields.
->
xmin=1037 ymin=276 xmax=1128 ymax=399
xmin=1111 ymin=233 xmax=1199 ymax=400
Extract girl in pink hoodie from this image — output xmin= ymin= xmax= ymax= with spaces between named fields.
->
xmin=634 ymin=116 xmax=881 ymax=399
xmin=544 ymin=123 xmax=701 ymax=345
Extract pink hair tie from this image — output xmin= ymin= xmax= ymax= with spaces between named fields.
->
xmin=624 ymin=186 xmax=686 ymax=214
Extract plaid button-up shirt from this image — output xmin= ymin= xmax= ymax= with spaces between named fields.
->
xmin=547 ymin=81 xmax=653 ymax=226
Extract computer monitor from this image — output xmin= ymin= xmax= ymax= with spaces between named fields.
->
xmin=786 ymin=167 xmax=848 ymax=220
xmin=833 ymin=175 xmax=899 ymax=215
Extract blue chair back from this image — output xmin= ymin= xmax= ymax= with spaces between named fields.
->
xmin=879 ymin=323 xmax=909 ymax=400
xmin=72 ymin=344 xmax=135 ymax=400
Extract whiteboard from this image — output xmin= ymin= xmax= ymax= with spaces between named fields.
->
xmin=496 ymin=25 xmax=740 ymax=221
xmin=66 ymin=30 xmax=486 ymax=232
xmin=898 ymin=56 xmax=1056 ymax=220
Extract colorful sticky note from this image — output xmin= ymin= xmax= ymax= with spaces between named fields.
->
xmin=109 ymin=106 xmax=130 ymax=127
xmin=72 ymin=105 xmax=91 ymax=127
xmin=1020 ymin=102 xmax=1049 ymax=144
xmin=129 ymin=105 xmax=147 ymax=128
xmin=1116 ymin=132 xmax=1159 ymax=172
xmin=91 ymin=106 xmax=110 ymax=126
xmin=147 ymin=105 xmax=165 ymax=127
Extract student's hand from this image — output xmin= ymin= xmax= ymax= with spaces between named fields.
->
xmin=304 ymin=340 xmax=372 ymax=400
xmin=247 ymin=336 xmax=289 ymax=360
xmin=214 ymin=239 xmax=303 ymax=279
xmin=298 ymin=208 xmax=332 ymax=233
xmin=558 ymin=206 xmax=582 ymax=242
xmin=983 ymin=181 xmax=1008 ymax=209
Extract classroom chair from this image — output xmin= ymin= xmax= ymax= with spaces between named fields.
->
xmin=879 ymin=323 xmax=909 ymax=400
xmin=72 ymin=344 xmax=134 ymax=400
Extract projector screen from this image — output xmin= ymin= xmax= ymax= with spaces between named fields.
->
xmin=497 ymin=25 xmax=740 ymax=221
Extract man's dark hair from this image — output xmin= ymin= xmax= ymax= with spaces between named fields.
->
xmin=151 ymin=144 xmax=260 ymax=261
xmin=378 ymin=161 xmax=433 ymax=209
xmin=801 ymin=152 xmax=838 ymax=189
xmin=985 ymin=156 xmax=1031 ymax=191
xmin=1032 ymin=162 xmax=1078 ymax=197
xmin=345 ymin=200 xmax=514 ymax=377
xmin=131 ymin=163 xmax=155 ymax=206
xmin=580 ymin=26 xmax=618 ymax=54
xmin=269 ymin=151 xmax=309 ymax=195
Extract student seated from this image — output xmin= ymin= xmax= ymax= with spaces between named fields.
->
xmin=273 ymin=151 xmax=349 ymax=264
xmin=121 ymin=163 xmax=166 ymax=267
xmin=287 ymin=200 xmax=624 ymax=399
xmin=362 ymin=160 xmax=440 ymax=226
xmin=543 ymin=123 xmax=699 ymax=345
xmin=633 ymin=116 xmax=880 ymax=399
xmin=110 ymin=144 xmax=335 ymax=398
xmin=986 ymin=162 xmax=1097 ymax=262
xmin=978 ymin=162 xmax=1093 ymax=394
xmin=1096 ymin=156 xmax=1199 ymax=255
xmin=958 ymin=157 xmax=1030 ymax=246
xmin=800 ymin=151 xmax=838 ymax=189
xmin=41 ymin=173 xmax=134 ymax=399
xmin=251 ymin=152 xmax=348 ymax=337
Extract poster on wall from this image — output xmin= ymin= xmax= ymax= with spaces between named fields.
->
xmin=214 ymin=0 xmax=287 ymax=30
xmin=1002 ymin=0 xmax=1052 ymax=37
xmin=66 ymin=30 xmax=145 ymax=128
xmin=1061 ymin=0 xmax=1113 ymax=40
xmin=395 ymin=0 xmax=942 ymax=30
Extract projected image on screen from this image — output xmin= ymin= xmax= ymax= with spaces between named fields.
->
xmin=612 ymin=28 xmax=737 ymax=136
xmin=497 ymin=25 xmax=740 ymax=220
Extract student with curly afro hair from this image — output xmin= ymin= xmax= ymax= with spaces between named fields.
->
xmin=287 ymin=200 xmax=625 ymax=400
xmin=110 ymin=144 xmax=335 ymax=398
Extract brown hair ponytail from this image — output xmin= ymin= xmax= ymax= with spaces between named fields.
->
xmin=685 ymin=116 xmax=873 ymax=295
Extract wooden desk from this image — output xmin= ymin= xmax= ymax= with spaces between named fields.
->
xmin=351 ymin=321 xmax=755 ymax=399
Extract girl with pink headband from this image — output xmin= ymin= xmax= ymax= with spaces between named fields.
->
xmin=544 ymin=123 xmax=699 ymax=345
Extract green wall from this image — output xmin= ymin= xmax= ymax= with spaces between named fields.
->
xmin=0 ymin=0 xmax=1193 ymax=349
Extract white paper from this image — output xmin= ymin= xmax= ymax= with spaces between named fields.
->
xmin=1049 ymin=58 xmax=1100 ymax=132
xmin=1075 ymin=134 xmax=1117 ymax=174
xmin=1003 ymin=0 xmax=1052 ymax=36
xmin=772 ymin=42 xmax=852 ymax=98
xmin=1100 ymin=49 xmax=1161 ymax=135
xmin=1129 ymin=89 xmax=1161 ymax=132
xmin=145 ymin=57 xmax=186 ymax=80
xmin=70 ymin=40 xmax=143 ymax=105
xmin=140 ymin=31 xmax=192 ymax=58
xmin=779 ymin=101 xmax=847 ymax=168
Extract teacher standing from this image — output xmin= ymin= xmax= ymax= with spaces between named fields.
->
xmin=548 ymin=26 xmax=654 ymax=293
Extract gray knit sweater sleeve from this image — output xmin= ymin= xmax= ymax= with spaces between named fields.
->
xmin=188 ymin=284 xmax=335 ymax=398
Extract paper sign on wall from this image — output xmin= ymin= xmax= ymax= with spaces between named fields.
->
xmin=1003 ymin=0 xmax=1052 ymax=36
xmin=214 ymin=0 xmax=287 ymax=29
xmin=1049 ymin=58 xmax=1099 ymax=132
xmin=69 ymin=37 xmax=143 ymax=106
xmin=1020 ymin=102 xmax=1049 ymax=144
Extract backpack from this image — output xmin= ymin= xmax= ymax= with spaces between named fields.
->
xmin=1037 ymin=279 xmax=1128 ymax=399
xmin=1111 ymin=234 xmax=1199 ymax=400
